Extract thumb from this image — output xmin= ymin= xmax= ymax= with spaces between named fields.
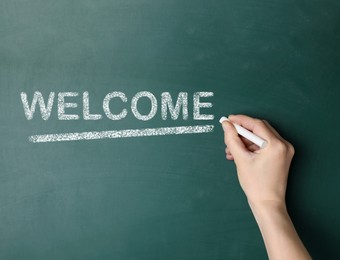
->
xmin=222 ymin=121 xmax=248 ymax=160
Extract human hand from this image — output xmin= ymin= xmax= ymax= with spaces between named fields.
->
xmin=221 ymin=115 xmax=295 ymax=208
xmin=222 ymin=115 xmax=312 ymax=260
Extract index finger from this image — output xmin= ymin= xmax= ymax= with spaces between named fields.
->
xmin=228 ymin=114 xmax=277 ymax=141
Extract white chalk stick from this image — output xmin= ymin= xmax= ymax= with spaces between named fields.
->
xmin=219 ymin=116 xmax=267 ymax=148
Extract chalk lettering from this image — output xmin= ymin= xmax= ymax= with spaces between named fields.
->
xmin=83 ymin=91 xmax=102 ymax=120
xmin=21 ymin=91 xmax=55 ymax=120
xmin=21 ymin=91 xmax=214 ymax=121
xmin=193 ymin=92 xmax=214 ymax=120
xmin=103 ymin=92 xmax=128 ymax=120
xmin=131 ymin=91 xmax=158 ymax=121
xmin=161 ymin=92 xmax=188 ymax=120
xmin=58 ymin=92 xmax=79 ymax=120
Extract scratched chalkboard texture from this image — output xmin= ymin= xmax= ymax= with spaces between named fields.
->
xmin=0 ymin=0 xmax=339 ymax=259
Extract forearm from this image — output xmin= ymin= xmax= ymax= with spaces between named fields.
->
xmin=249 ymin=201 xmax=311 ymax=260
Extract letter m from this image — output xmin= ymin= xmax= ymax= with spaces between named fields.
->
xmin=21 ymin=91 xmax=55 ymax=120
xmin=161 ymin=92 xmax=188 ymax=120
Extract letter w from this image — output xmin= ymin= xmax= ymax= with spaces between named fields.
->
xmin=21 ymin=91 xmax=55 ymax=120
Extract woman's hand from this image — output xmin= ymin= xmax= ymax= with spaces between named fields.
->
xmin=222 ymin=114 xmax=294 ymax=208
xmin=221 ymin=114 xmax=311 ymax=260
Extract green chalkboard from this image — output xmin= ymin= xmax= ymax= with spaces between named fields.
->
xmin=1 ymin=0 xmax=339 ymax=259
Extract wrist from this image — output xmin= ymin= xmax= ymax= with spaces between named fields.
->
xmin=248 ymin=200 xmax=288 ymax=220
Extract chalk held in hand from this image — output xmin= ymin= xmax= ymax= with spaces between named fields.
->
xmin=219 ymin=116 xmax=267 ymax=149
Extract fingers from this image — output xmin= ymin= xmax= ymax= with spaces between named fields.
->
xmin=246 ymin=143 xmax=260 ymax=152
xmin=225 ymin=140 xmax=259 ymax=160
xmin=222 ymin=115 xmax=291 ymax=167
xmin=225 ymin=147 xmax=234 ymax=160
xmin=222 ymin=121 xmax=248 ymax=160
xmin=226 ymin=153 xmax=234 ymax=160
xmin=260 ymin=119 xmax=292 ymax=148
xmin=240 ymin=136 xmax=256 ymax=148
xmin=263 ymin=120 xmax=283 ymax=139
xmin=228 ymin=114 xmax=277 ymax=142
xmin=223 ymin=120 xmax=261 ymax=161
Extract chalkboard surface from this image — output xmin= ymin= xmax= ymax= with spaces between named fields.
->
xmin=1 ymin=0 xmax=339 ymax=259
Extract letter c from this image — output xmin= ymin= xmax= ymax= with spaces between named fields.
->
xmin=103 ymin=92 xmax=128 ymax=120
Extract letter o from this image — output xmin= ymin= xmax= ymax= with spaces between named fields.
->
xmin=131 ymin=91 xmax=158 ymax=121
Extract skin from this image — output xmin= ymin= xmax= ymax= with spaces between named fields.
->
xmin=221 ymin=114 xmax=311 ymax=260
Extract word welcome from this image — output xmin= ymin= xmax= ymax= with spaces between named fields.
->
xmin=21 ymin=91 xmax=214 ymax=121
xmin=21 ymin=91 xmax=215 ymax=143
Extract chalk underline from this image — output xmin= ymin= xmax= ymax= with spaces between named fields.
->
xmin=28 ymin=125 xmax=214 ymax=143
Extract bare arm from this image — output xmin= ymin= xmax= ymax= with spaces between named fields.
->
xmin=221 ymin=114 xmax=311 ymax=260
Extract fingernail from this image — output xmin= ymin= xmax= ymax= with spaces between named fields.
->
xmin=219 ymin=116 xmax=228 ymax=124
xmin=219 ymin=116 xmax=229 ymax=131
